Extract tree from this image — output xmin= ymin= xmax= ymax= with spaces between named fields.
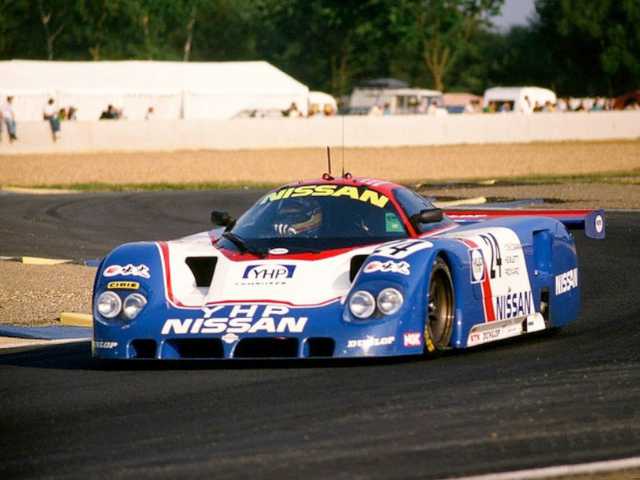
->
xmin=37 ymin=0 xmax=71 ymax=60
xmin=391 ymin=0 xmax=503 ymax=91
xmin=533 ymin=0 xmax=640 ymax=95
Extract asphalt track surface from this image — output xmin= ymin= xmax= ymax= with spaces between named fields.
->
xmin=1 ymin=190 xmax=639 ymax=480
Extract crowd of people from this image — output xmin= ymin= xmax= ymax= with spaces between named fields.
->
xmin=480 ymin=96 xmax=636 ymax=114
xmin=1 ymin=90 xmax=638 ymax=145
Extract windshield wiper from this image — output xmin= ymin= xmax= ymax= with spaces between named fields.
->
xmin=221 ymin=232 xmax=265 ymax=257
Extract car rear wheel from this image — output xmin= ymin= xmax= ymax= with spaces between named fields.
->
xmin=425 ymin=257 xmax=454 ymax=353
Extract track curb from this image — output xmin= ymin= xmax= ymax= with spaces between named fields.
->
xmin=60 ymin=312 xmax=92 ymax=327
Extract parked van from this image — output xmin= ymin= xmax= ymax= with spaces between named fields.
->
xmin=349 ymin=81 xmax=443 ymax=115
xmin=483 ymin=87 xmax=556 ymax=113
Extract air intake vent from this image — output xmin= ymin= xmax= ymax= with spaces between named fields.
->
xmin=234 ymin=338 xmax=298 ymax=358
xmin=306 ymin=338 xmax=335 ymax=357
xmin=350 ymin=255 xmax=369 ymax=282
xmin=186 ymin=256 xmax=218 ymax=287
xmin=130 ymin=339 xmax=157 ymax=359
xmin=165 ymin=338 xmax=224 ymax=359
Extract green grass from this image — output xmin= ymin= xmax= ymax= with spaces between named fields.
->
xmin=4 ymin=168 xmax=639 ymax=192
xmin=413 ymin=169 xmax=640 ymax=188
xmin=7 ymin=181 xmax=281 ymax=192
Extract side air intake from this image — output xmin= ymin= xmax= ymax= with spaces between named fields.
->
xmin=350 ymin=255 xmax=369 ymax=282
xmin=185 ymin=256 xmax=218 ymax=287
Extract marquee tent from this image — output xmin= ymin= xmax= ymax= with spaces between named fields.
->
xmin=0 ymin=60 xmax=310 ymax=121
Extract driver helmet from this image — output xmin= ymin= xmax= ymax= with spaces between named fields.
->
xmin=274 ymin=198 xmax=322 ymax=236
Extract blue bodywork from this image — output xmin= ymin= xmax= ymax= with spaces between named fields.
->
xmin=92 ymin=213 xmax=593 ymax=361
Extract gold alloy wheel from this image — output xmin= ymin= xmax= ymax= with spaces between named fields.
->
xmin=425 ymin=257 xmax=455 ymax=353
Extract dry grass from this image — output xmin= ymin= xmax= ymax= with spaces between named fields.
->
xmin=0 ymin=140 xmax=638 ymax=186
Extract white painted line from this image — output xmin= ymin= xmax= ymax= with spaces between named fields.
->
xmin=441 ymin=456 xmax=640 ymax=480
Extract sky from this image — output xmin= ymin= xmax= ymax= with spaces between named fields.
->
xmin=491 ymin=0 xmax=536 ymax=30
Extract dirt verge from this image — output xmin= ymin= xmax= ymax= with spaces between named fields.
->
xmin=0 ymin=140 xmax=638 ymax=186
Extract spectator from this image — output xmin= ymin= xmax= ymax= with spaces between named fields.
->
xmin=283 ymin=102 xmax=301 ymax=118
xmin=99 ymin=104 xmax=118 ymax=120
xmin=383 ymin=102 xmax=392 ymax=115
xmin=1 ymin=96 xmax=17 ymax=142
xmin=322 ymin=104 xmax=335 ymax=116
xmin=368 ymin=104 xmax=383 ymax=116
xmin=43 ymin=98 xmax=61 ymax=142
xmin=556 ymin=98 xmax=568 ymax=112
xmin=542 ymin=101 xmax=555 ymax=112
xmin=144 ymin=106 xmax=155 ymax=120
xmin=499 ymin=101 xmax=512 ymax=112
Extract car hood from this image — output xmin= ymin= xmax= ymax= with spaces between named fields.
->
xmin=160 ymin=232 xmax=380 ymax=308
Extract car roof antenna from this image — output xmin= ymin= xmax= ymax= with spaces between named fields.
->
xmin=340 ymin=114 xmax=351 ymax=179
xmin=323 ymin=146 xmax=334 ymax=180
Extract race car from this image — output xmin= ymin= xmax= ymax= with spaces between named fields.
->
xmin=92 ymin=174 xmax=605 ymax=360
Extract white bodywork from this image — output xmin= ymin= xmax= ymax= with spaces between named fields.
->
xmin=159 ymin=232 xmax=379 ymax=309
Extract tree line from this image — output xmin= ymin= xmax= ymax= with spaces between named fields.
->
xmin=0 ymin=0 xmax=637 ymax=98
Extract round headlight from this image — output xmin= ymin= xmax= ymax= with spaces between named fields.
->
xmin=377 ymin=288 xmax=404 ymax=315
xmin=349 ymin=290 xmax=376 ymax=319
xmin=123 ymin=293 xmax=147 ymax=320
xmin=97 ymin=291 xmax=122 ymax=318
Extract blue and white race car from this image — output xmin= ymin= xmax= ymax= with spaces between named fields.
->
xmin=92 ymin=175 xmax=605 ymax=360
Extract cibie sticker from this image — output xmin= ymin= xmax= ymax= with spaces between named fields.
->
xmin=107 ymin=281 xmax=140 ymax=290
xmin=469 ymin=248 xmax=485 ymax=283
xmin=363 ymin=260 xmax=410 ymax=276
xmin=103 ymin=264 xmax=150 ymax=279
xmin=373 ymin=240 xmax=433 ymax=259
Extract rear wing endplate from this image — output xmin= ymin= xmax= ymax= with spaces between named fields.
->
xmin=444 ymin=208 xmax=605 ymax=239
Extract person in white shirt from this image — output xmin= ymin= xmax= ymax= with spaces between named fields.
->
xmin=43 ymin=98 xmax=61 ymax=142
xmin=1 ymin=96 xmax=17 ymax=142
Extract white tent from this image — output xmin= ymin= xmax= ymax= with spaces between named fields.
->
xmin=0 ymin=60 xmax=309 ymax=121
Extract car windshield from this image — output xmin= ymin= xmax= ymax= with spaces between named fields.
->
xmin=221 ymin=184 xmax=408 ymax=253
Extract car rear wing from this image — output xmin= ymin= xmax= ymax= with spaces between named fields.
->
xmin=444 ymin=208 xmax=605 ymax=239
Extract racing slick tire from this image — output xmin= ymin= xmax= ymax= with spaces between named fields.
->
xmin=424 ymin=256 xmax=454 ymax=354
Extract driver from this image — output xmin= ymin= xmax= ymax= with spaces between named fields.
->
xmin=273 ymin=198 xmax=323 ymax=236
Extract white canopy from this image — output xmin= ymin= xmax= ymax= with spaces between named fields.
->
xmin=0 ymin=60 xmax=309 ymax=121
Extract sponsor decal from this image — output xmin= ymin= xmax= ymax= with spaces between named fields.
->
xmin=221 ymin=333 xmax=239 ymax=344
xmin=268 ymin=248 xmax=289 ymax=255
xmin=94 ymin=340 xmax=118 ymax=349
xmin=373 ymin=240 xmax=433 ymax=259
xmin=107 ymin=281 xmax=140 ymax=290
xmin=403 ymin=332 xmax=422 ymax=347
xmin=363 ymin=260 xmax=410 ymax=276
xmin=385 ymin=212 xmax=405 ymax=233
xmin=494 ymin=290 xmax=535 ymax=320
xmin=504 ymin=267 xmax=520 ymax=276
xmin=555 ymin=268 xmax=578 ymax=295
xmin=595 ymin=215 xmax=604 ymax=234
xmin=238 ymin=264 xmax=296 ymax=286
xmin=347 ymin=336 xmax=395 ymax=350
xmin=469 ymin=249 xmax=485 ymax=283
xmin=467 ymin=317 xmax=524 ymax=347
xmin=260 ymin=185 xmax=389 ymax=208
xmin=103 ymin=264 xmax=150 ymax=279
xmin=161 ymin=304 xmax=308 ymax=335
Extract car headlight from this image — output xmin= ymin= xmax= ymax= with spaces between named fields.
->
xmin=377 ymin=288 xmax=404 ymax=315
xmin=122 ymin=293 xmax=147 ymax=320
xmin=97 ymin=291 xmax=122 ymax=318
xmin=349 ymin=290 xmax=376 ymax=319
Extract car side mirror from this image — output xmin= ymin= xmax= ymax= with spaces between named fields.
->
xmin=411 ymin=208 xmax=443 ymax=226
xmin=211 ymin=210 xmax=235 ymax=227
